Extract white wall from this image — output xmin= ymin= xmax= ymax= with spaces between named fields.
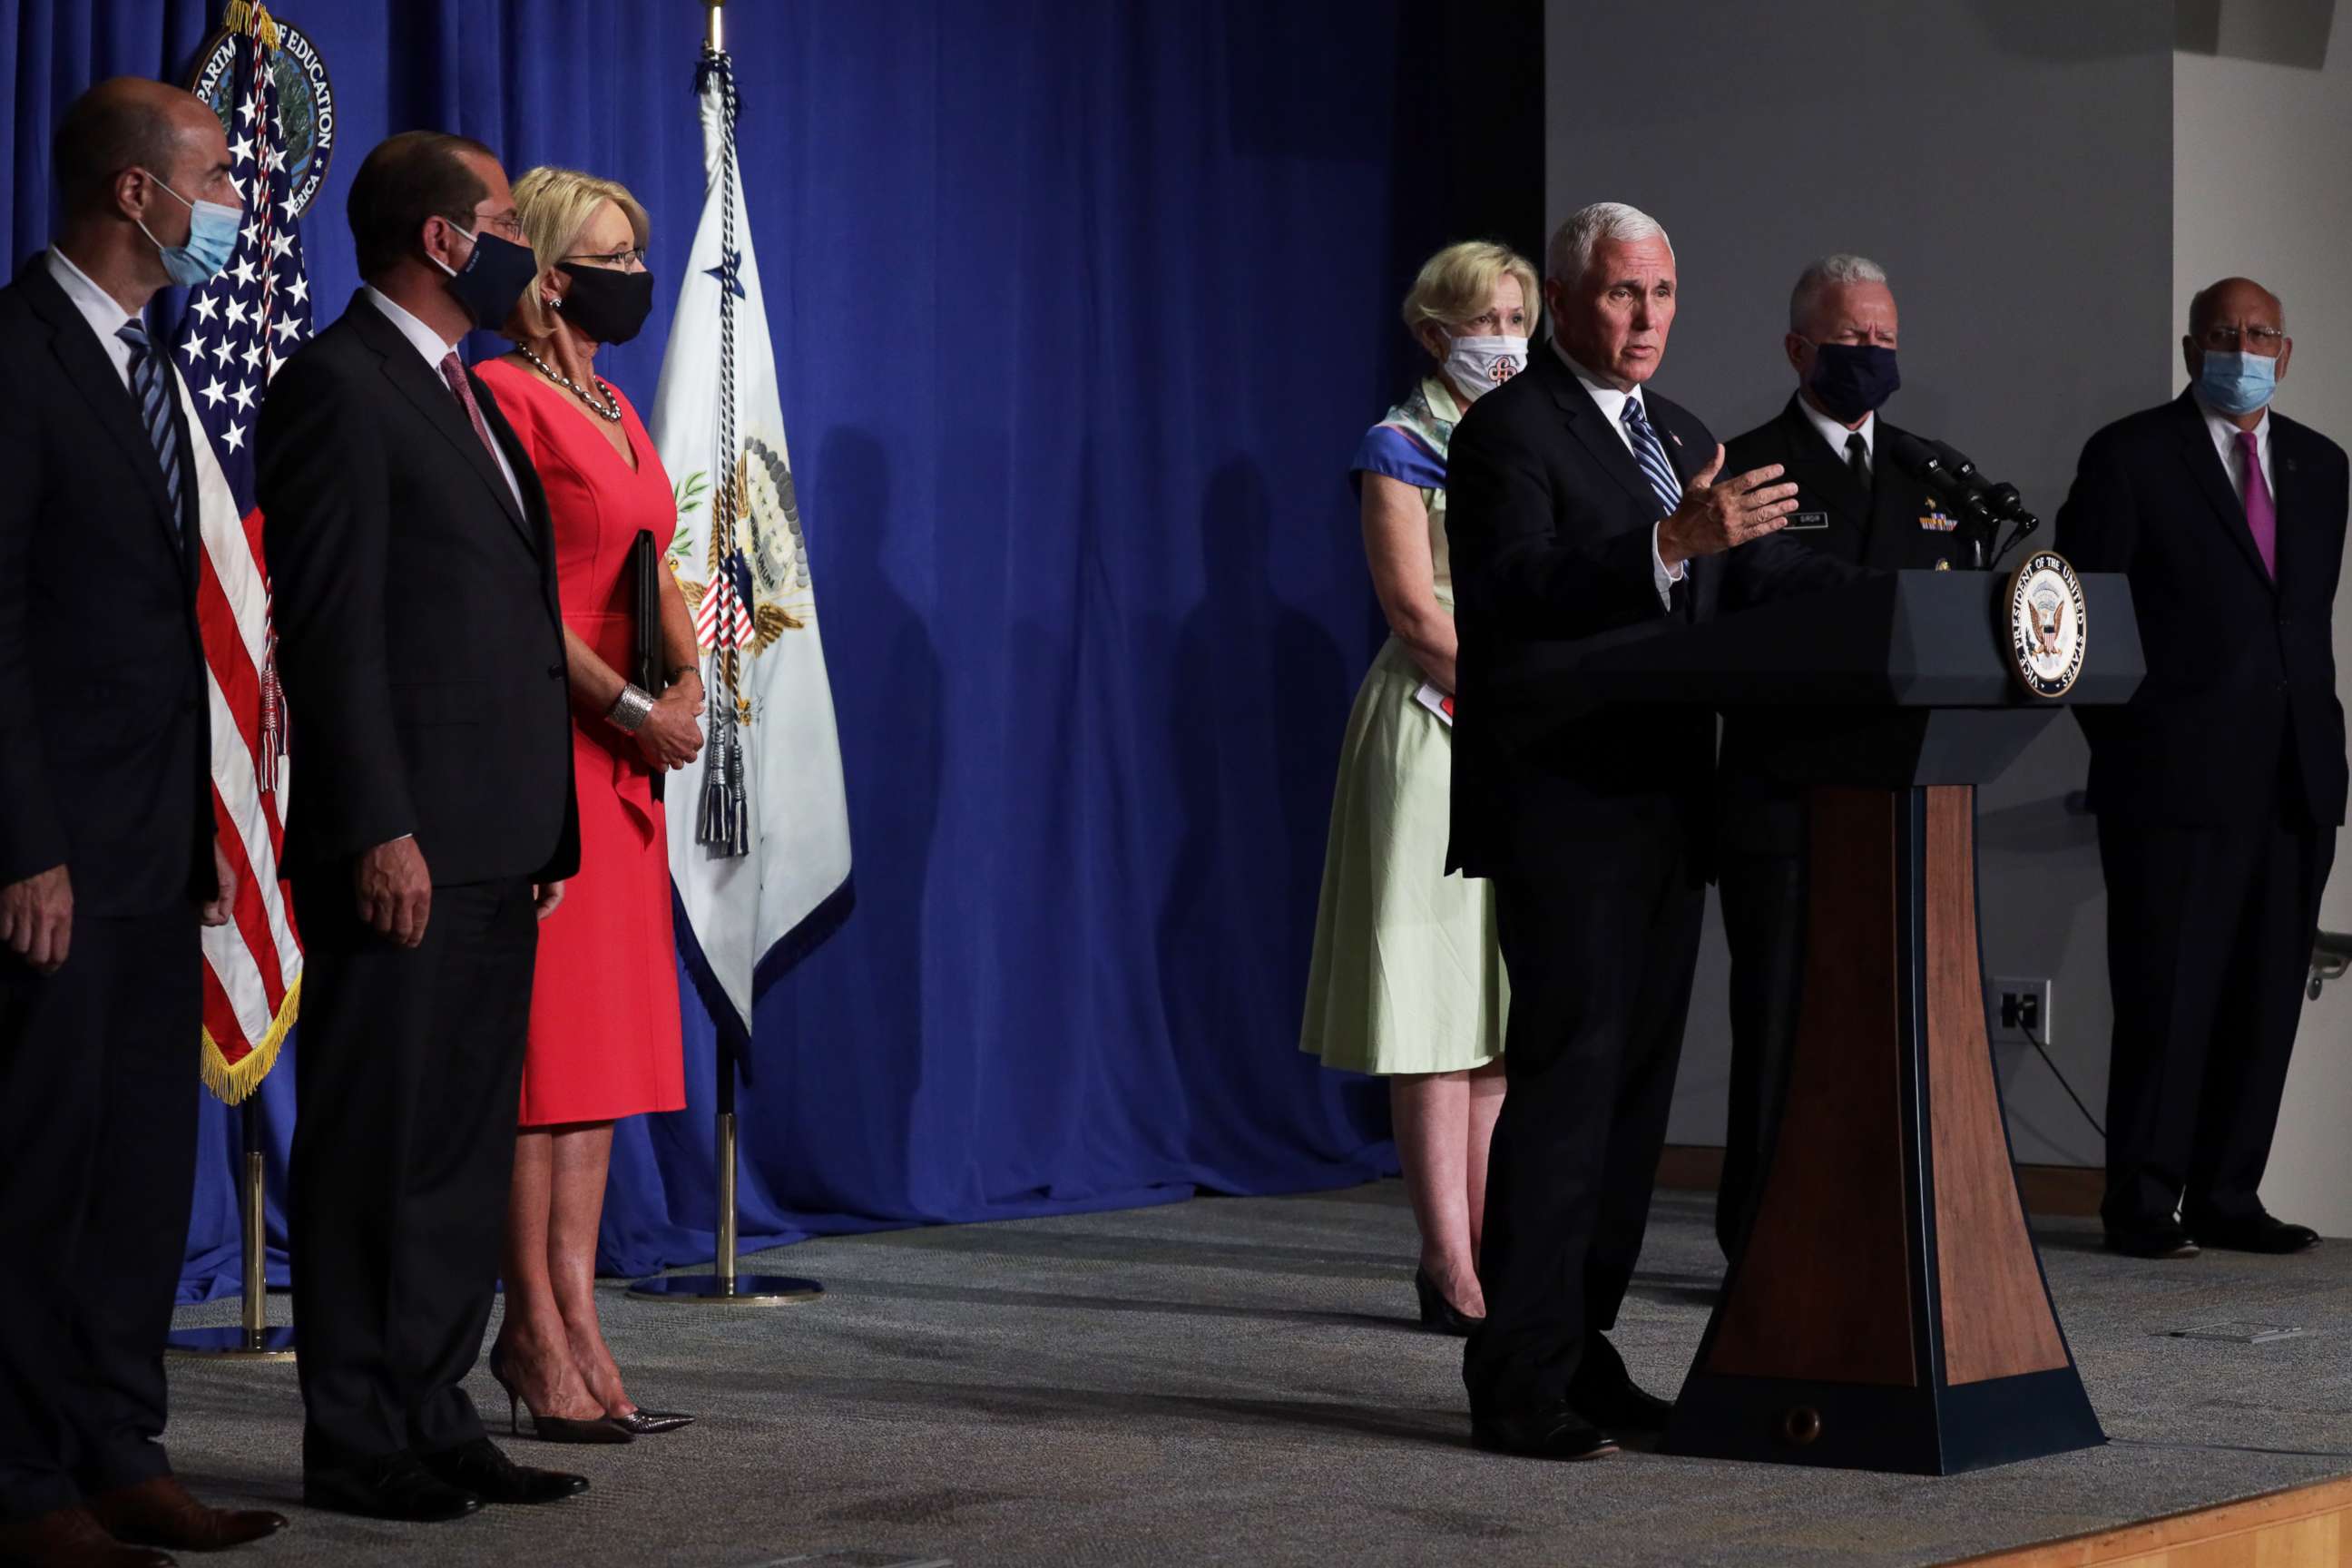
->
xmin=2175 ymin=8 xmax=2352 ymax=1235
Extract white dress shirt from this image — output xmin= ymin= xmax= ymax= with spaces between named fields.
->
xmin=2192 ymin=393 xmax=2274 ymax=506
xmin=1552 ymin=339 xmax=1684 ymax=608
xmin=45 ymin=247 xmax=139 ymax=389
xmin=361 ymin=285 xmax=525 ymax=508
xmin=1798 ymin=394 xmax=1875 ymax=478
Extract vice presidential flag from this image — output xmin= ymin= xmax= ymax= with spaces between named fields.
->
xmin=172 ymin=0 xmax=321 ymax=1101
xmin=652 ymin=45 xmax=855 ymax=1049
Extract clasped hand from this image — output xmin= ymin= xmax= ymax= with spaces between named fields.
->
xmin=1655 ymin=446 xmax=1799 ymax=571
xmin=635 ymin=677 xmax=706 ymax=771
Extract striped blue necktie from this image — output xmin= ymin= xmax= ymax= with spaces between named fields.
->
xmin=1621 ymin=396 xmax=1683 ymax=519
xmin=117 ymin=321 xmax=186 ymax=548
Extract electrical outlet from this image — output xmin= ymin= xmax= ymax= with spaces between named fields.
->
xmin=1988 ymin=976 xmax=2053 ymax=1046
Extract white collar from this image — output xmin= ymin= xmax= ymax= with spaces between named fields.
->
xmin=1552 ymin=338 xmax=1645 ymax=422
xmin=363 ymin=284 xmax=463 ymax=367
xmin=2192 ymin=392 xmax=2270 ymax=449
xmin=45 ymin=246 xmax=140 ymax=343
xmin=1796 ymin=393 xmax=1874 ymax=464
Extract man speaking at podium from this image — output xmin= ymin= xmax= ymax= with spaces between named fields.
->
xmin=1445 ymin=201 xmax=1850 ymax=1461
xmin=1711 ymin=255 xmax=1965 ymax=1262
xmin=2056 ymin=277 xmax=2346 ymax=1261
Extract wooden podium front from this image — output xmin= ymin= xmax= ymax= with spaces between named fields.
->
xmin=1539 ymin=571 xmax=2143 ymax=1474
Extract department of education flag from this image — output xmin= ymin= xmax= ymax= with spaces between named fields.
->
xmin=173 ymin=1 xmax=317 ymax=1101
xmin=652 ymin=46 xmax=855 ymax=1048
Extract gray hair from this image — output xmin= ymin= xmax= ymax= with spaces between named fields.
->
xmin=1788 ymin=253 xmax=1890 ymax=334
xmin=1545 ymin=201 xmax=1673 ymax=286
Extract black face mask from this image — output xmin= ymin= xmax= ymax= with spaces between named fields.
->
xmin=439 ymin=227 xmax=542 ymax=329
xmin=556 ymin=264 xmax=656 ymax=345
xmin=1807 ymin=341 xmax=1901 ymax=424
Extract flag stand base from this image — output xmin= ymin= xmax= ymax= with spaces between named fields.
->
xmin=629 ymin=1062 xmax=821 ymax=1306
xmin=169 ymin=1105 xmax=297 ymax=1361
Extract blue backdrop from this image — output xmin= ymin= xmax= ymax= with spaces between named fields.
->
xmin=2 ymin=0 xmax=1542 ymax=1299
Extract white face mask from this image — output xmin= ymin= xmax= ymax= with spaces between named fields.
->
xmin=1441 ymin=333 xmax=1529 ymax=403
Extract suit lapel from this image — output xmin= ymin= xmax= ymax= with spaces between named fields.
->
xmin=20 ymin=262 xmax=182 ymax=555
xmin=349 ymin=295 xmax=533 ymax=546
xmin=2170 ymin=391 xmax=2275 ymax=592
xmin=1653 ymin=396 xmax=1713 ymax=621
xmin=1543 ymin=353 xmax=1660 ymax=514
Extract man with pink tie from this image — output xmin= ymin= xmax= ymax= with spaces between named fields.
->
xmin=2055 ymin=277 xmax=2346 ymax=1260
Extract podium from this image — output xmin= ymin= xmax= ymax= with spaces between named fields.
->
xmin=1547 ymin=570 xmax=2143 ymax=1475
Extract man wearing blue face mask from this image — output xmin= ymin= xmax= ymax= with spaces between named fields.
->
xmin=260 ymin=132 xmax=582 ymax=1523
xmin=1710 ymin=254 xmax=1965 ymax=1263
xmin=0 ymin=78 xmax=289 ymax=1567
xmin=2057 ymin=277 xmax=2347 ymax=1262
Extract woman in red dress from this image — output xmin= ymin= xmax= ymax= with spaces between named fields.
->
xmin=475 ymin=168 xmax=704 ymax=1442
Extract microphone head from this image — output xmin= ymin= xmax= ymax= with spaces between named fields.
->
xmin=1985 ymin=480 xmax=2042 ymax=529
xmin=1928 ymin=438 xmax=1989 ymax=492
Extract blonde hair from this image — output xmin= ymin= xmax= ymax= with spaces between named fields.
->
xmin=510 ymin=165 xmax=652 ymax=341
xmin=1401 ymin=240 xmax=1541 ymax=348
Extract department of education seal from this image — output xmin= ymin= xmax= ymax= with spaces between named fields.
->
xmin=189 ymin=3 xmax=337 ymax=219
xmin=2005 ymin=550 xmax=2089 ymax=698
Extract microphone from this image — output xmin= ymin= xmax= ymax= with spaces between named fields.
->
xmin=1885 ymin=431 xmax=1998 ymax=565
xmin=1987 ymin=482 xmax=2042 ymax=559
xmin=1923 ymin=438 xmax=2040 ymax=566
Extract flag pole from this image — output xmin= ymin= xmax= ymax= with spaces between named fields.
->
xmin=628 ymin=1042 xmax=820 ymax=1304
xmin=166 ymin=1099 xmax=297 ymax=1359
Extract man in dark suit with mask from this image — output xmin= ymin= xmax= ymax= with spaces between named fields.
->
xmin=259 ymin=131 xmax=583 ymax=1522
xmin=2055 ymin=276 xmax=2345 ymax=1261
xmin=1447 ymin=201 xmax=1853 ymax=1462
xmin=1710 ymin=254 xmax=1970 ymax=1261
xmin=0 ymin=78 xmax=291 ymax=1568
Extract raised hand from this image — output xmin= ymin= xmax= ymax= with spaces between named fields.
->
xmin=1656 ymin=446 xmax=1800 ymax=571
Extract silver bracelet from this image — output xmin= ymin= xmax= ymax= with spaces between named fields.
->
xmin=605 ymin=682 xmax=657 ymax=734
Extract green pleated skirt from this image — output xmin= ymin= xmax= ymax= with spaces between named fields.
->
xmin=1299 ymin=635 xmax=1507 ymax=1076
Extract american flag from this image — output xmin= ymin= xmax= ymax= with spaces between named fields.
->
xmin=172 ymin=15 xmax=309 ymax=1102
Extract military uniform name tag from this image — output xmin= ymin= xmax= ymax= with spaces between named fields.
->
xmin=2006 ymin=551 xmax=2089 ymax=698
xmin=1788 ymin=510 xmax=1829 ymax=531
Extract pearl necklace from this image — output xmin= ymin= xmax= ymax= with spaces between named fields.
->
xmin=519 ymin=346 xmax=622 ymax=422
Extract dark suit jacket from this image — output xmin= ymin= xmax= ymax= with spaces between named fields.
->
xmin=258 ymin=292 xmax=579 ymax=885
xmin=2053 ymin=388 xmax=2347 ymax=828
xmin=0 ymin=258 xmax=211 ymax=914
xmin=1446 ymin=348 xmax=1849 ymax=878
xmin=1716 ymin=395 xmax=1972 ymax=853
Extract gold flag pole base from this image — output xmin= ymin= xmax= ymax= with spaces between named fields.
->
xmin=629 ymin=1065 xmax=821 ymax=1306
xmin=168 ymin=1104 xmax=298 ymax=1360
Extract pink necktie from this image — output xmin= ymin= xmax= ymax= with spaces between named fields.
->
xmin=2237 ymin=428 xmax=2277 ymax=579
xmin=437 ymin=351 xmax=522 ymax=512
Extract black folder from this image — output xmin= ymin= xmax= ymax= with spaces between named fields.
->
xmin=627 ymin=528 xmax=665 ymax=803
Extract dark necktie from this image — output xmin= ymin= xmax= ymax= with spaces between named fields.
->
xmin=1621 ymin=397 xmax=1683 ymax=518
xmin=117 ymin=321 xmax=185 ymax=544
xmin=1846 ymin=431 xmax=1871 ymax=499
xmin=438 ymin=351 xmax=523 ymax=511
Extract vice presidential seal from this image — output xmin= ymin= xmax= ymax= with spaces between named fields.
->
xmin=2005 ymin=550 xmax=2088 ymax=698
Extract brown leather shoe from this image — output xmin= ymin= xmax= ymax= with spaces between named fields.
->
xmin=0 ymin=1504 xmax=177 ymax=1567
xmin=86 ymin=1476 xmax=287 ymax=1553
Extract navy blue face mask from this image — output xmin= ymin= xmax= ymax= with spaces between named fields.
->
xmin=432 ymin=222 xmax=541 ymax=329
xmin=1808 ymin=341 xmax=1901 ymax=424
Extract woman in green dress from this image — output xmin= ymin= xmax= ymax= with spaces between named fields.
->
xmin=1301 ymin=240 xmax=1536 ymax=1332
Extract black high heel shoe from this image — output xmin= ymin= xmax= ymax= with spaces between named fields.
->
xmin=605 ymin=1407 xmax=695 ymax=1436
xmin=1415 ymin=1268 xmax=1485 ymax=1337
xmin=486 ymin=1346 xmax=634 ymax=1445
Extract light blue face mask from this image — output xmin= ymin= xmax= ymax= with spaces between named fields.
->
xmin=2197 ymin=348 xmax=2278 ymax=417
xmin=134 ymin=172 xmax=241 ymax=287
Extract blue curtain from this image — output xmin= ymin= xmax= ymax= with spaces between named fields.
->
xmin=2 ymin=0 xmax=1548 ymax=1300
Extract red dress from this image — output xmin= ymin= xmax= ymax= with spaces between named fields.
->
xmin=478 ymin=358 xmax=688 ymax=1128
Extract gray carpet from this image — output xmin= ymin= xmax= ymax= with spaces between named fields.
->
xmin=162 ymin=1183 xmax=2352 ymax=1566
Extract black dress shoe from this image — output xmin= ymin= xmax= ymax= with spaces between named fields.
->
xmin=2189 ymin=1212 xmax=2321 ymax=1254
xmin=1470 ymin=1402 xmax=1619 ymax=1461
xmin=303 ymin=1452 xmax=481 ymax=1523
xmin=1567 ymin=1335 xmax=1674 ymax=1434
xmin=2104 ymin=1220 xmax=2200 ymax=1259
xmin=417 ymin=1438 xmax=588 ymax=1505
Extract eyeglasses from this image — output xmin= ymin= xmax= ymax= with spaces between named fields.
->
xmin=563 ymin=247 xmax=647 ymax=269
xmin=2200 ymin=325 xmax=2286 ymax=352
xmin=450 ymin=210 xmax=527 ymax=242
